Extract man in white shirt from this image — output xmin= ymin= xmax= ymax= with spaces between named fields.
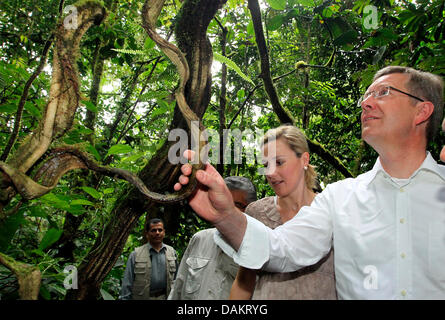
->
xmin=174 ymin=66 xmax=445 ymax=299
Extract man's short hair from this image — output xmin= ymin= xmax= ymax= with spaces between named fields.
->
xmin=373 ymin=66 xmax=444 ymax=143
xmin=224 ymin=176 xmax=257 ymax=204
xmin=145 ymin=218 xmax=164 ymax=231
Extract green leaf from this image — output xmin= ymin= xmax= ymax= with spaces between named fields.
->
xmin=39 ymin=228 xmax=63 ymax=251
xmin=333 ymin=30 xmax=359 ymax=48
xmin=86 ymin=144 xmax=102 ymax=161
xmin=39 ymin=284 xmax=51 ymax=300
xmin=144 ymin=37 xmax=155 ymax=50
xmin=28 ymin=205 xmax=48 ymax=218
xmin=267 ymin=14 xmax=285 ymax=31
xmin=247 ymin=20 xmax=255 ymax=37
xmin=100 ymin=288 xmax=115 ymax=300
xmin=0 ymin=103 xmax=18 ymax=114
xmin=237 ymin=89 xmax=245 ymax=100
xmin=362 ymin=28 xmax=398 ymax=49
xmin=40 ymin=193 xmax=70 ymax=210
xmin=107 ymin=144 xmax=133 ymax=156
xmin=65 ymin=205 xmax=86 ymax=216
xmin=71 ymin=199 xmax=95 ymax=206
xmin=24 ymin=101 xmax=41 ymax=118
xmin=122 ymin=151 xmax=145 ymax=163
xmin=295 ymin=0 xmax=315 ymax=7
xmin=213 ymin=52 xmax=254 ymax=85
xmin=0 ymin=211 xmax=26 ymax=251
xmin=266 ymin=0 xmax=286 ymax=10
xmin=83 ymin=101 xmax=98 ymax=113
xmin=80 ymin=186 xmax=102 ymax=200
xmin=103 ymin=188 xmax=114 ymax=194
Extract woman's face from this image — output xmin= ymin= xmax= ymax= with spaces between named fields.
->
xmin=262 ymin=138 xmax=308 ymax=197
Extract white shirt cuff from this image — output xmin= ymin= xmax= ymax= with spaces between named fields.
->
xmin=213 ymin=214 xmax=269 ymax=269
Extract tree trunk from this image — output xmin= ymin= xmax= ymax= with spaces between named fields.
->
xmin=217 ymin=21 xmax=228 ymax=175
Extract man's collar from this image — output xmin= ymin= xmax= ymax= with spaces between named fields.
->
xmin=146 ymin=242 xmax=166 ymax=252
xmin=362 ymin=151 xmax=445 ymax=186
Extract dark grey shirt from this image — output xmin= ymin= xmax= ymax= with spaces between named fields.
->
xmin=148 ymin=245 xmax=167 ymax=293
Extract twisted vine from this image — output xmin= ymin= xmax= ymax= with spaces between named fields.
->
xmin=0 ymin=0 xmax=206 ymax=210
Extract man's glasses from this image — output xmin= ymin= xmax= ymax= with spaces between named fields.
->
xmin=358 ymin=85 xmax=424 ymax=107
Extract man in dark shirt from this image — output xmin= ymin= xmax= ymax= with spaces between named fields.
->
xmin=119 ymin=218 xmax=177 ymax=300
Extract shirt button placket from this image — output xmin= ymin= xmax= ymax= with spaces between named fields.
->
xmin=396 ymin=185 xmax=410 ymax=300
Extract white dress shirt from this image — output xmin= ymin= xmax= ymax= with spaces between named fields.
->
xmin=215 ymin=152 xmax=445 ymax=299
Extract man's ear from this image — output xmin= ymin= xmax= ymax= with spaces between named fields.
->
xmin=415 ymin=101 xmax=434 ymax=126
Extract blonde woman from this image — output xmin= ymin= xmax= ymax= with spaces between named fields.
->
xmin=229 ymin=125 xmax=336 ymax=300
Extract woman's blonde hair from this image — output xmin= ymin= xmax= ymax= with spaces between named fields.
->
xmin=262 ymin=125 xmax=317 ymax=191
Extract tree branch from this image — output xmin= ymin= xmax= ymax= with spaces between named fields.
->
xmin=247 ymin=0 xmax=353 ymax=178
xmin=0 ymin=252 xmax=41 ymax=300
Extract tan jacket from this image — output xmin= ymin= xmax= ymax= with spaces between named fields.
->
xmin=131 ymin=243 xmax=177 ymax=300
xmin=168 ymin=228 xmax=239 ymax=300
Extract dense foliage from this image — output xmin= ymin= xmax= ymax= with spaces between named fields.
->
xmin=0 ymin=0 xmax=443 ymax=299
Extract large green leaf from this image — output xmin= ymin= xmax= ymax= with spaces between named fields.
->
xmin=86 ymin=143 xmax=102 ymax=161
xmin=0 ymin=211 xmax=26 ymax=251
xmin=38 ymin=228 xmax=63 ymax=251
xmin=80 ymin=186 xmax=102 ymax=200
xmin=0 ymin=103 xmax=18 ymax=114
xmin=266 ymin=0 xmax=286 ymax=10
xmin=40 ymin=193 xmax=71 ymax=210
xmin=213 ymin=52 xmax=254 ymax=85
xmin=267 ymin=14 xmax=285 ymax=31
xmin=71 ymin=199 xmax=95 ymax=206
xmin=106 ymin=144 xmax=133 ymax=156
xmin=83 ymin=101 xmax=98 ymax=113
xmin=24 ymin=101 xmax=41 ymax=118
xmin=362 ymin=28 xmax=398 ymax=49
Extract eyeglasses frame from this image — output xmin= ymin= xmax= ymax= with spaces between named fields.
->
xmin=358 ymin=85 xmax=424 ymax=106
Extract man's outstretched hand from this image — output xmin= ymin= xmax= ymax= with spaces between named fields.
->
xmin=174 ymin=150 xmax=236 ymax=224
xmin=174 ymin=150 xmax=247 ymax=251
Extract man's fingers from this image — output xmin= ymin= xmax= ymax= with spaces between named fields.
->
xmin=195 ymin=165 xmax=222 ymax=190
xmin=178 ymin=175 xmax=189 ymax=185
xmin=173 ymin=182 xmax=182 ymax=191
xmin=180 ymin=163 xmax=192 ymax=176
xmin=183 ymin=149 xmax=196 ymax=161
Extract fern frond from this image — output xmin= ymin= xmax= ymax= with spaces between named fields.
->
xmin=213 ymin=52 xmax=255 ymax=85
xmin=111 ymin=48 xmax=146 ymax=55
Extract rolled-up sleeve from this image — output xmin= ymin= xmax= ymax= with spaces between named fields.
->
xmin=214 ymin=214 xmax=270 ymax=269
